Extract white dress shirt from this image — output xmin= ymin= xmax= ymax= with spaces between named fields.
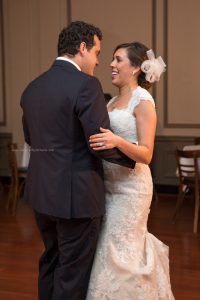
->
xmin=56 ymin=56 xmax=81 ymax=71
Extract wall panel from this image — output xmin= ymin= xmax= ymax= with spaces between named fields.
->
xmin=0 ymin=0 xmax=6 ymax=125
xmin=70 ymin=0 xmax=154 ymax=96
xmin=165 ymin=0 xmax=200 ymax=128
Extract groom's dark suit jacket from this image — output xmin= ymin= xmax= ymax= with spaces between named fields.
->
xmin=21 ymin=60 xmax=135 ymax=219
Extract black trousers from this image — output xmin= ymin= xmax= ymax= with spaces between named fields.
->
xmin=34 ymin=210 xmax=102 ymax=300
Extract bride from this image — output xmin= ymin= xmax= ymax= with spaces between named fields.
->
xmin=86 ymin=42 xmax=174 ymax=299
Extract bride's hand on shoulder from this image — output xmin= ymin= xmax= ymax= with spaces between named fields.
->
xmin=89 ymin=127 xmax=120 ymax=150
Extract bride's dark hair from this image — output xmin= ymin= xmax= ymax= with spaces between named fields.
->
xmin=114 ymin=42 xmax=152 ymax=90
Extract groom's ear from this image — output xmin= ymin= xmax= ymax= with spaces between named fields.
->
xmin=79 ymin=42 xmax=87 ymax=56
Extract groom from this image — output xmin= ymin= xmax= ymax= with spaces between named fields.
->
xmin=21 ymin=21 xmax=135 ymax=300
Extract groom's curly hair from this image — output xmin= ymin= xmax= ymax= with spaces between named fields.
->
xmin=58 ymin=21 xmax=102 ymax=56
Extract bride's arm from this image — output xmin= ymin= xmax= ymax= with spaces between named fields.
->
xmin=89 ymin=101 xmax=157 ymax=165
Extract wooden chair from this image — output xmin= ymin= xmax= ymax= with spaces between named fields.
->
xmin=194 ymin=137 xmax=200 ymax=145
xmin=173 ymin=149 xmax=200 ymax=233
xmin=7 ymin=143 xmax=27 ymax=215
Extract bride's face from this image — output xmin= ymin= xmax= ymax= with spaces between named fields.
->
xmin=110 ymin=48 xmax=137 ymax=88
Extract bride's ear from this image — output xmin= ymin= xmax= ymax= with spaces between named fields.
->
xmin=132 ymin=66 xmax=141 ymax=76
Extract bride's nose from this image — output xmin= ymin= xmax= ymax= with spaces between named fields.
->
xmin=110 ymin=60 xmax=114 ymax=68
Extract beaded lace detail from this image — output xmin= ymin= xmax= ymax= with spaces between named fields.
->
xmin=86 ymin=87 xmax=174 ymax=300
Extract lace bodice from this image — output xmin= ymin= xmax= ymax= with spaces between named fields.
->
xmin=107 ymin=86 xmax=155 ymax=144
xmin=103 ymin=86 xmax=155 ymax=185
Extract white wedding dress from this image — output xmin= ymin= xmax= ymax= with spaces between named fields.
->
xmin=86 ymin=86 xmax=175 ymax=300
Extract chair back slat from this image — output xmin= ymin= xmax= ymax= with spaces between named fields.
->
xmin=176 ymin=149 xmax=200 ymax=184
xmin=174 ymin=148 xmax=200 ymax=233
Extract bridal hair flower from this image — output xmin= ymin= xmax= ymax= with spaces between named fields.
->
xmin=141 ymin=49 xmax=166 ymax=83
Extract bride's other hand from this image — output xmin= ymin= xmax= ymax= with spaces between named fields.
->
xmin=89 ymin=127 xmax=120 ymax=150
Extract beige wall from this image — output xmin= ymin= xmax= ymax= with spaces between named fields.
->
xmin=70 ymin=0 xmax=153 ymax=97
xmin=0 ymin=0 xmax=67 ymax=161
xmin=0 ymin=0 xmax=200 ymax=160
xmin=156 ymin=0 xmax=200 ymax=136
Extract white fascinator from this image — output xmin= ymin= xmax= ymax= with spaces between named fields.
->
xmin=141 ymin=49 xmax=166 ymax=83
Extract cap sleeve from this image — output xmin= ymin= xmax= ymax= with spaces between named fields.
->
xmin=106 ymin=96 xmax=117 ymax=109
xmin=128 ymin=86 xmax=155 ymax=113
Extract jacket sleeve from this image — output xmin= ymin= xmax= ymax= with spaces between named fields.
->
xmin=75 ymin=76 xmax=135 ymax=169
xmin=21 ymin=95 xmax=31 ymax=146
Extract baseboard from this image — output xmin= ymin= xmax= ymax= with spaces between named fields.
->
xmin=155 ymin=184 xmax=178 ymax=194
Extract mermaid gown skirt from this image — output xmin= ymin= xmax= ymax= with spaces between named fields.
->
xmin=86 ymin=87 xmax=175 ymax=299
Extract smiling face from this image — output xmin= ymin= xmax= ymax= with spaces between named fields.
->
xmin=110 ymin=47 xmax=139 ymax=88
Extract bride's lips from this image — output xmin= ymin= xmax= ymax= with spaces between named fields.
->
xmin=111 ymin=70 xmax=118 ymax=79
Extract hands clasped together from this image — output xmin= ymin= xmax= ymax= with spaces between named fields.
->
xmin=89 ymin=127 xmax=120 ymax=150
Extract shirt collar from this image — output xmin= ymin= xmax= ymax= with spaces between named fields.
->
xmin=56 ymin=56 xmax=81 ymax=71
